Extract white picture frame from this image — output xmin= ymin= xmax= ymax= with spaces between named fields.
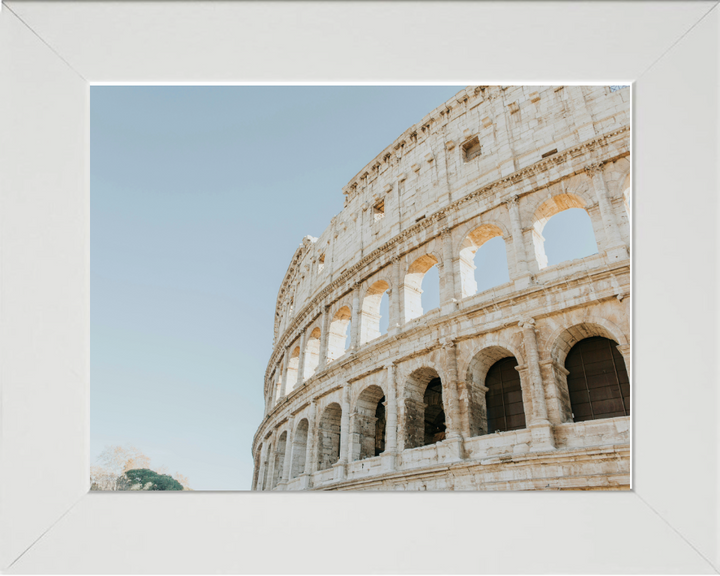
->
xmin=0 ymin=1 xmax=718 ymax=572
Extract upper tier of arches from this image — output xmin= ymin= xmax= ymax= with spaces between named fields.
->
xmin=265 ymin=154 xmax=630 ymax=411
xmin=272 ymin=85 xmax=630 ymax=345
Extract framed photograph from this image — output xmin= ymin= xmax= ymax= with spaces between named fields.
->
xmin=1 ymin=1 xmax=717 ymax=573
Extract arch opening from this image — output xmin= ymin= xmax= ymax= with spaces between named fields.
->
xmin=403 ymin=367 xmax=445 ymax=449
xmin=317 ymin=403 xmax=342 ymax=471
xmin=459 ymin=224 xmax=509 ymax=297
xmin=303 ymin=327 xmax=321 ymax=379
xmin=532 ymin=194 xmax=597 ymax=270
xmin=360 ymin=280 xmax=390 ymax=345
xmin=327 ymin=306 xmax=351 ymax=363
xmin=404 ymin=255 xmax=439 ymax=322
xmin=351 ymin=385 xmax=386 ymax=461
xmin=486 ymin=357 xmax=526 ymax=432
xmin=464 ymin=346 xmax=525 ymax=436
xmin=565 ymin=336 xmax=629 ymax=422
xmin=290 ymin=419 xmax=308 ymax=479
xmin=286 ymin=347 xmax=300 ymax=392
xmin=271 ymin=431 xmax=287 ymax=489
xmin=273 ymin=369 xmax=282 ymax=405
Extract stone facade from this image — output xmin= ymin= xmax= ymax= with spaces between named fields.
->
xmin=252 ymin=85 xmax=631 ymax=491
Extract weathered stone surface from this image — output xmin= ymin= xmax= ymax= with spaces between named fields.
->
xmin=252 ymin=85 xmax=630 ymax=491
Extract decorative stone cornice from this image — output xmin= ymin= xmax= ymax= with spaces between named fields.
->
xmin=518 ymin=317 xmax=536 ymax=330
xmin=584 ymin=162 xmax=604 ymax=176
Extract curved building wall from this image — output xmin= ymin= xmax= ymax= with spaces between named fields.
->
xmin=253 ymin=85 xmax=630 ymax=491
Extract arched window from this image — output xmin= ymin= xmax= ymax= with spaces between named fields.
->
xmin=286 ymin=347 xmax=300 ymax=392
xmin=485 ymin=357 xmax=526 ymax=432
xmin=532 ymin=194 xmax=598 ymax=269
xmin=290 ymin=419 xmax=308 ymax=479
xmin=565 ymin=336 xmax=629 ymax=421
xmin=351 ymin=385 xmax=386 ymax=461
xmin=327 ymin=306 xmax=351 ymax=363
xmin=404 ymin=255 xmax=439 ymax=322
xmin=459 ymin=224 xmax=509 ymax=297
xmin=274 ymin=372 xmax=282 ymax=404
xmin=403 ymin=367 xmax=445 ymax=449
xmin=303 ymin=328 xmax=321 ymax=379
xmin=360 ymin=280 xmax=390 ymax=344
xmin=271 ymin=431 xmax=287 ymax=489
xmin=317 ymin=403 xmax=342 ymax=470
xmin=464 ymin=346 xmax=524 ymax=437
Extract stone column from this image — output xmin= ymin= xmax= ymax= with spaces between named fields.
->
xmin=456 ymin=380 xmax=474 ymax=438
xmin=616 ymin=343 xmax=631 ymax=376
xmin=318 ymin=305 xmax=330 ymax=368
xmin=384 ymin=363 xmax=398 ymax=453
xmin=441 ymin=340 xmax=466 ymax=460
xmin=505 ymin=195 xmax=533 ymax=288
xmin=280 ymin=419 xmax=294 ymax=487
xmin=339 ymin=384 xmax=351 ymax=463
xmin=265 ymin=431 xmax=277 ymax=490
xmin=334 ymin=384 xmax=351 ymax=481
xmin=440 ymin=227 xmax=458 ymax=314
xmin=279 ymin=346 xmax=290 ymax=398
xmin=350 ymin=283 xmax=361 ymax=350
xmin=389 ymin=255 xmax=403 ymax=335
xmin=585 ymin=163 xmax=627 ymax=261
xmin=475 ymin=384 xmax=489 ymax=436
xmin=382 ymin=362 xmax=398 ymax=471
xmin=253 ymin=444 xmax=264 ymax=491
xmin=519 ymin=318 xmax=555 ymax=451
xmin=305 ymin=401 xmax=318 ymax=477
xmin=296 ymin=329 xmax=307 ymax=387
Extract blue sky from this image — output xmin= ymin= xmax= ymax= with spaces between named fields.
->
xmin=91 ymin=86 xmax=597 ymax=490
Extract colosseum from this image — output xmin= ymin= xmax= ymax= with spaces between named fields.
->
xmin=252 ymin=85 xmax=630 ymax=491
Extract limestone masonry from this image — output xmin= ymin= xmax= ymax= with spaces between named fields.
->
xmin=252 ymin=85 xmax=630 ymax=491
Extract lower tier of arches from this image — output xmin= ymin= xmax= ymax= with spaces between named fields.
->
xmin=258 ymin=416 xmax=629 ymax=491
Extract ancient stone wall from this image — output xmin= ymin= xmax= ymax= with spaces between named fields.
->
xmin=253 ymin=85 xmax=631 ymax=491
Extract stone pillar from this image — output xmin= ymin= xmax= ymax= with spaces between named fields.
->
xmin=382 ymin=362 xmax=398 ymax=471
xmin=539 ymin=358 xmax=572 ymax=425
xmin=334 ymin=384 xmax=351 ymax=481
xmin=253 ymin=444 xmax=264 ymax=491
xmin=441 ymin=340 xmax=466 ymax=460
xmin=280 ymin=419 xmax=294 ymax=487
xmin=296 ymin=329 xmax=307 ymax=387
xmin=350 ymin=283 xmax=361 ymax=350
xmin=265 ymin=431 xmax=277 ymax=490
xmin=585 ymin=163 xmax=627 ymax=262
xmin=389 ymin=256 xmax=403 ymax=334
xmin=318 ymin=305 xmax=330 ymax=368
xmin=440 ymin=227 xmax=458 ymax=314
xmin=505 ymin=195 xmax=533 ymax=288
xmin=339 ymin=384 xmax=351 ymax=463
xmin=519 ymin=318 xmax=555 ymax=451
xmin=305 ymin=401 xmax=318 ymax=477
xmin=456 ymin=380 xmax=474 ymax=438
xmin=279 ymin=346 xmax=290 ymax=398
xmin=475 ymin=384 xmax=489 ymax=436
xmin=616 ymin=343 xmax=631 ymax=376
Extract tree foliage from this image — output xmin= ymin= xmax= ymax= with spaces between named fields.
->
xmin=121 ymin=468 xmax=184 ymax=491
xmin=90 ymin=444 xmax=191 ymax=491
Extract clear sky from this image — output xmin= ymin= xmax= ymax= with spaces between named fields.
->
xmin=91 ymin=86 xmax=598 ymax=490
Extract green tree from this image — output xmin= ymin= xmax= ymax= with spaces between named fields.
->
xmin=122 ymin=468 xmax=184 ymax=491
